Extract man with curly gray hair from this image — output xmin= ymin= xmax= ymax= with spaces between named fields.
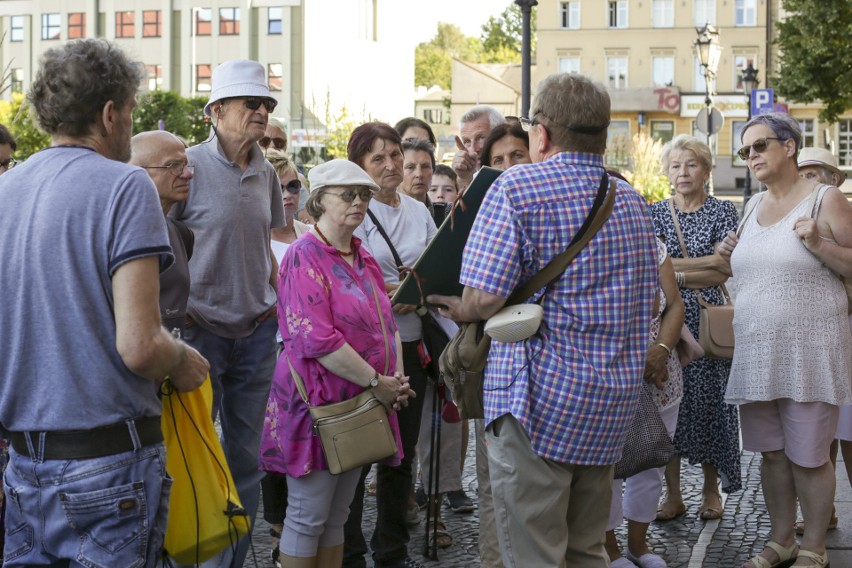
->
xmin=0 ymin=39 xmax=209 ymax=567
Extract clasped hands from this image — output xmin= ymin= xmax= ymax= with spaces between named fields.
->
xmin=372 ymin=372 xmax=415 ymax=412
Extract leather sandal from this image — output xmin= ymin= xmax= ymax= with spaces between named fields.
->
xmin=425 ymin=518 xmax=453 ymax=549
xmin=655 ymin=500 xmax=686 ymax=522
xmin=795 ymin=550 xmax=830 ymax=567
xmin=699 ymin=491 xmax=724 ymax=520
xmin=742 ymin=540 xmax=798 ymax=568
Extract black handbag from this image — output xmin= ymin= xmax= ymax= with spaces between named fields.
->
xmin=613 ymin=385 xmax=675 ymax=479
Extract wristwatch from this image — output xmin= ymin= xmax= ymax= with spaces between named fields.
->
xmin=369 ymin=372 xmax=379 ymax=388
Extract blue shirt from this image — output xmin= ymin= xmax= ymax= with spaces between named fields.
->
xmin=460 ymin=153 xmax=658 ymax=465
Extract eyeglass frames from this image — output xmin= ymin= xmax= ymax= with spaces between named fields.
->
xmin=143 ymin=161 xmax=195 ymax=177
xmin=243 ymin=97 xmax=277 ymax=113
xmin=260 ymin=136 xmax=287 ymax=150
xmin=737 ymin=137 xmax=785 ymax=161
xmin=281 ymin=179 xmax=302 ymax=195
xmin=326 ymin=187 xmax=375 ymax=203
xmin=519 ymin=111 xmax=610 ymax=135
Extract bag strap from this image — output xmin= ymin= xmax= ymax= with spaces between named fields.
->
xmin=170 ymin=219 xmax=195 ymax=260
xmin=668 ymin=198 xmax=690 ymax=259
xmin=807 ymin=183 xmax=828 ymax=220
xmin=287 ymin=275 xmax=391 ymax=409
xmin=366 ymin=209 xmax=404 ymax=272
xmin=507 ymin=172 xmax=615 ymax=305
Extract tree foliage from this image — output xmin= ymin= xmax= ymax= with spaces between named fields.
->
xmin=0 ymin=94 xmax=51 ymax=160
xmin=480 ymin=3 xmax=537 ymax=59
xmin=773 ymin=0 xmax=852 ymax=123
xmin=134 ymin=91 xmax=210 ymax=146
xmin=624 ymin=132 xmax=670 ymax=203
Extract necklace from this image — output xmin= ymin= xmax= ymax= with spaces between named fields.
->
xmin=314 ymin=225 xmax=353 ymax=257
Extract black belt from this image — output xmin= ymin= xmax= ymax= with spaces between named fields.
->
xmin=10 ymin=416 xmax=163 ymax=460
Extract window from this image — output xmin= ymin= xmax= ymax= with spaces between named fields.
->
xmin=115 ymin=11 xmax=134 ymax=38
xmin=268 ymin=7 xmax=283 ymax=34
xmin=423 ymin=109 xmax=443 ymax=124
xmin=195 ymin=8 xmax=212 ymax=36
xmin=560 ymin=2 xmax=580 ymax=29
xmin=41 ymin=13 xmax=60 ymax=40
xmin=652 ymin=56 xmax=674 ymax=87
xmin=733 ymin=55 xmax=756 ymax=92
xmin=146 ymin=64 xmax=162 ymax=92
xmin=608 ymin=0 xmax=628 ymax=28
xmin=736 ymin=0 xmax=756 ymax=26
xmin=268 ymin=63 xmax=283 ymax=92
xmin=558 ymin=56 xmax=580 ymax=74
xmin=838 ymin=121 xmax=852 ymax=167
xmin=10 ymin=68 xmax=23 ymax=94
xmin=650 ymin=121 xmax=675 ymax=144
xmin=219 ymin=8 xmax=240 ymax=35
xmin=653 ymin=0 xmax=674 ymax=27
xmin=799 ymin=119 xmax=815 ymax=149
xmin=694 ymin=57 xmax=716 ymax=93
xmin=10 ymin=16 xmax=24 ymax=42
xmin=67 ymin=12 xmax=86 ymax=38
xmin=195 ymin=64 xmax=212 ymax=92
xmin=694 ymin=0 xmax=716 ymax=26
xmin=607 ymin=56 xmax=628 ymax=89
xmin=143 ymin=10 xmax=161 ymax=37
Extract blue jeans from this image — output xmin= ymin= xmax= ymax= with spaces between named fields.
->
xmin=3 ymin=442 xmax=171 ymax=567
xmin=182 ymin=317 xmax=278 ymax=567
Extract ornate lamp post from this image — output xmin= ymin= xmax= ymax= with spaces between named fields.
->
xmin=694 ymin=23 xmax=722 ymax=195
xmin=515 ymin=0 xmax=538 ymax=118
xmin=739 ymin=62 xmax=759 ymax=207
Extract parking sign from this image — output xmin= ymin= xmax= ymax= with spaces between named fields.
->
xmin=751 ymin=88 xmax=775 ymax=116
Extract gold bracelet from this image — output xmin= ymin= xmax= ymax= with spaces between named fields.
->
xmin=654 ymin=342 xmax=672 ymax=355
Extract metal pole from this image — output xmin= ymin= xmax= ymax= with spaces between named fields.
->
xmin=515 ymin=0 xmax=538 ymax=117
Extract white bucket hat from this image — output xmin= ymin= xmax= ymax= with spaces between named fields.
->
xmin=204 ymin=60 xmax=277 ymax=117
xmin=798 ymin=147 xmax=846 ymax=182
xmin=308 ymin=159 xmax=380 ymax=192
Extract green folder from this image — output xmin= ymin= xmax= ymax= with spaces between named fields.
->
xmin=392 ymin=166 xmax=502 ymax=306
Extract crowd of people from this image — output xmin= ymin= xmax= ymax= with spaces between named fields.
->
xmin=1 ymin=38 xmax=851 ymax=568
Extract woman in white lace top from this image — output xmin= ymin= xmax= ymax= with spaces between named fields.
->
xmin=720 ymin=113 xmax=852 ymax=568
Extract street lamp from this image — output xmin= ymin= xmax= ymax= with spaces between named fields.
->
xmin=694 ymin=23 xmax=722 ymax=195
xmin=739 ymin=62 xmax=759 ymax=207
xmin=515 ymin=0 xmax=538 ymax=118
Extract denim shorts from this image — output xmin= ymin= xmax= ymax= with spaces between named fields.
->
xmin=3 ymin=443 xmax=171 ymax=567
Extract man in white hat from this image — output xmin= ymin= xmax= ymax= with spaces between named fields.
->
xmin=798 ymin=146 xmax=847 ymax=187
xmin=169 ymin=59 xmax=285 ymax=567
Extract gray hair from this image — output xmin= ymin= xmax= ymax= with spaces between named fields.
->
xmin=29 ymin=39 xmax=144 ymax=137
xmin=661 ymin=135 xmax=713 ymax=173
xmin=267 ymin=116 xmax=287 ymax=132
xmin=742 ymin=112 xmax=802 ymax=156
xmin=531 ymin=73 xmax=610 ymax=154
xmin=402 ymin=139 xmax=436 ymax=169
xmin=459 ymin=105 xmax=506 ymax=130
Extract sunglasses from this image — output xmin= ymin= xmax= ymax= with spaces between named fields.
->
xmin=737 ymin=137 xmax=784 ymax=161
xmin=143 ymin=161 xmax=195 ymax=177
xmin=0 ymin=158 xmax=16 ymax=170
xmin=260 ymin=136 xmax=287 ymax=150
xmin=281 ymin=179 xmax=301 ymax=195
xmin=243 ymin=97 xmax=277 ymax=113
xmin=327 ymin=187 xmax=374 ymax=203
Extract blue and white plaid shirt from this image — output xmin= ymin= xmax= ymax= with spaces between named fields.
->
xmin=460 ymin=153 xmax=658 ymax=465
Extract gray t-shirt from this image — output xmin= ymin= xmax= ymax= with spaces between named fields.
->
xmin=354 ymin=194 xmax=437 ymax=342
xmin=171 ymin=135 xmax=285 ymax=338
xmin=0 ymin=146 xmax=172 ymax=432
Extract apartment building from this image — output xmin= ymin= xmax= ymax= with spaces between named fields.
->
xmin=534 ymin=0 xmax=852 ymax=188
xmin=0 ymin=0 xmax=414 ymax=155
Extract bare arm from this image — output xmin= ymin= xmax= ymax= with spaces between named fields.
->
xmin=113 ymin=257 xmax=208 ymax=392
xmin=316 ymin=340 xmax=411 ymax=409
xmin=796 ymin=187 xmax=852 ymax=279
xmin=270 ymin=246 xmax=279 ymax=293
xmin=645 ymin=256 xmax=685 ymax=389
xmin=427 ymin=286 xmax=507 ymax=323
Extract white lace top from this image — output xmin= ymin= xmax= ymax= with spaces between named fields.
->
xmin=726 ymin=188 xmax=852 ymax=405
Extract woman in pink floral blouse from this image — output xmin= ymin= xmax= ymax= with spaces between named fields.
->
xmin=259 ymin=159 xmax=413 ymax=567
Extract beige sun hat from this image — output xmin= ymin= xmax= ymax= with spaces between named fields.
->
xmin=798 ymin=147 xmax=846 ymax=182
xmin=307 ymin=159 xmax=379 ymax=193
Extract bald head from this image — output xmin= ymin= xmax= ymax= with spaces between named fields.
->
xmin=131 ymin=130 xmax=193 ymax=213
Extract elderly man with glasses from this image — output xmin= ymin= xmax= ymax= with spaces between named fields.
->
xmin=169 ymin=59 xmax=285 ymax=567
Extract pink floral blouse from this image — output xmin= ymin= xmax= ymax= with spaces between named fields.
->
xmin=259 ymin=233 xmax=402 ymax=477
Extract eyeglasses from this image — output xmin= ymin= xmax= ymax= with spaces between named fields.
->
xmin=144 ymin=161 xmax=195 ymax=177
xmin=260 ymin=136 xmax=287 ymax=150
xmin=737 ymin=137 xmax=785 ymax=161
xmin=0 ymin=158 xmax=17 ymax=170
xmin=519 ymin=112 xmax=610 ymax=135
xmin=519 ymin=116 xmax=536 ymax=132
xmin=243 ymin=97 xmax=277 ymax=113
xmin=281 ymin=179 xmax=302 ymax=195
xmin=326 ymin=187 xmax=375 ymax=203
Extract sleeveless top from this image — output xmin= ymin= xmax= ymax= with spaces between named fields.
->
xmin=649 ymin=239 xmax=683 ymax=410
xmin=725 ymin=187 xmax=852 ymax=405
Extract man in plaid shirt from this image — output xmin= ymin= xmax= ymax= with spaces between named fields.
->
xmin=431 ymin=73 xmax=658 ymax=567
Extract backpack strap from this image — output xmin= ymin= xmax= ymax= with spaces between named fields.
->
xmin=170 ymin=219 xmax=195 ymax=261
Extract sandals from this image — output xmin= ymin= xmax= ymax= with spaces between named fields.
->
xmin=425 ymin=518 xmax=453 ymax=549
xmin=742 ymin=540 xmax=798 ymax=568
xmin=795 ymin=550 xmax=830 ymax=567
xmin=655 ymin=500 xmax=686 ymax=522
xmin=699 ymin=492 xmax=724 ymax=520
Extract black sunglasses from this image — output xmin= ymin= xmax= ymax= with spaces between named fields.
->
xmin=0 ymin=158 xmax=17 ymax=170
xmin=281 ymin=179 xmax=301 ymax=195
xmin=737 ymin=137 xmax=785 ymax=161
xmin=327 ymin=187 xmax=374 ymax=203
xmin=243 ymin=97 xmax=277 ymax=113
xmin=260 ymin=136 xmax=287 ymax=150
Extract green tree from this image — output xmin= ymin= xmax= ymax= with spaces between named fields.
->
xmin=480 ymin=3 xmax=537 ymax=61
xmin=415 ymin=23 xmax=482 ymax=89
xmin=0 ymin=94 xmax=51 ymax=160
xmin=134 ymin=91 xmax=210 ymax=146
xmin=773 ymin=0 xmax=852 ymax=123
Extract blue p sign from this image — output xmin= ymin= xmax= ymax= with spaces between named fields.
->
xmin=751 ymin=88 xmax=775 ymax=116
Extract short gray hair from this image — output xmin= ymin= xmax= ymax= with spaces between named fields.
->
xmin=742 ymin=112 xmax=802 ymax=156
xmin=661 ymin=135 xmax=713 ymax=173
xmin=459 ymin=105 xmax=505 ymax=130
xmin=531 ymin=73 xmax=610 ymax=154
